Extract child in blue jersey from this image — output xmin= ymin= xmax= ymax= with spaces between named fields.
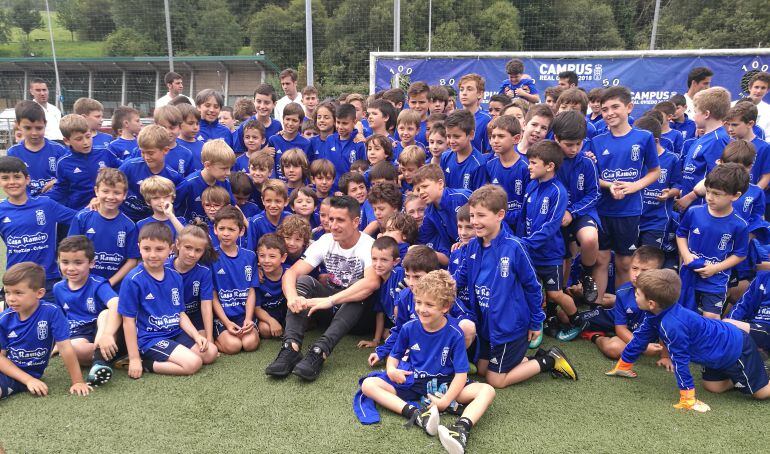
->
xmin=415 ymin=164 xmax=471 ymax=266
xmin=586 ymin=88 xmax=604 ymax=128
xmin=398 ymin=144 xmax=427 ymax=193
xmin=366 ymin=98 xmax=398 ymax=142
xmin=357 ymin=237 xmax=404 ymax=349
xmin=0 ymin=263 xmax=91 ymax=398
xmin=382 ymin=212 xmax=418 ymax=261
xmin=552 ymin=111 xmax=602 ymax=305
xmin=394 ymin=110 xmax=423 ymax=165
xmin=281 ymin=148 xmax=310 ymax=193
xmin=724 ymin=101 xmax=770 ymax=217
xmin=360 ymin=270 xmax=496 ymax=454
xmin=288 ymin=187 xmax=318 ymax=230
xmin=365 ymin=182 xmax=402 ymax=238
xmin=276 ymin=214 xmax=312 ymax=269
xmin=73 ymin=97 xmax=111 ymax=152
xmin=233 ymin=119 xmax=265 ymax=173
xmin=8 ymin=101 xmax=66 ymax=196
xmin=170 ymin=223 xmax=217 ymax=346
xmin=309 ymin=102 xmax=336 ymax=159
xmin=255 ymin=234 xmax=289 ymax=339
xmin=119 ymin=125 xmax=183 ymax=222
xmin=676 ymin=87 xmax=732 ymax=212
xmin=405 ymin=82 xmax=430 ymax=145
xmin=652 ymin=102 xmax=684 ymax=156
xmin=47 ymin=114 xmax=121 ymax=210
xmin=457 ymin=74 xmax=491 ymax=153
xmin=309 ymin=158 xmax=335 ymax=201
xmin=195 ymin=89 xmax=232 ymax=147
xmin=175 ymin=139 xmax=236 ymax=221
xmin=670 ymin=94 xmax=697 ymax=141
xmin=246 ymin=179 xmax=291 ymax=250
xmin=137 ymin=175 xmax=186 ymax=240
xmin=119 ymin=223 xmax=217 ymax=379
xmin=327 ymin=104 xmax=366 ymax=178
xmin=589 ymin=247 xmax=666 ymax=360
xmin=55 ymin=236 xmax=124 ymax=387
xmin=726 ymin=270 xmax=770 ymax=350
xmin=516 ymin=141 xmax=581 ymax=341
xmin=154 ymin=105 xmax=194 ymax=176
xmin=107 ymin=106 xmax=142 ymax=161
xmin=449 ymin=205 xmax=474 ymax=310
xmin=233 ymin=83 xmax=281 ymax=153
xmin=365 ymin=134 xmax=394 ymax=169
xmin=633 ymin=115 xmax=682 ymax=256
xmin=516 ymin=104 xmax=553 ymax=157
xmin=454 ymin=184 xmax=578 ymax=388
xmin=499 ymin=58 xmax=540 ymax=103
xmin=676 ymin=164 xmax=749 ymax=319
xmin=68 ymin=168 xmax=139 ymax=288
xmin=427 ymin=123 xmax=448 ymax=167
xmin=608 ymin=269 xmax=770 ymax=410
xmin=472 ymin=115 xmax=529 ymax=230
xmin=590 ymin=86 xmax=661 ymax=297
xmin=176 ymin=104 xmax=204 ymax=171
xmin=0 ymin=157 xmax=75 ymax=298
xmin=554 ymin=89 xmax=598 ymax=139
xmin=230 ymin=171 xmax=261 ymax=218
xmin=249 ymin=152 xmax=274 ymax=206
xmin=211 ymin=206 xmax=260 ymax=354
xmin=440 ymin=110 xmax=485 ymax=191
xmin=269 ymin=103 xmax=311 ymax=180
xmin=339 ymin=172 xmax=377 ymax=232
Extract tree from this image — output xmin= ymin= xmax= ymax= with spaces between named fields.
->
xmin=0 ymin=10 xmax=12 ymax=44
xmin=478 ymin=1 xmax=523 ymax=50
xmin=186 ymin=0 xmax=242 ymax=55
xmin=10 ymin=0 xmax=43 ymax=41
xmin=551 ymin=0 xmax=623 ymax=50
xmin=74 ymin=0 xmax=115 ymax=41
xmin=56 ymin=0 xmax=82 ymax=41
xmin=104 ymin=27 xmax=160 ymax=56
xmin=249 ymin=0 xmax=327 ymax=69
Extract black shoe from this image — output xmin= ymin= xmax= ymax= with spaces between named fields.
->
xmin=292 ymin=345 xmax=325 ymax=381
xmin=543 ymin=316 xmax=560 ymax=338
xmin=86 ymin=361 xmax=113 ymax=386
xmin=404 ymin=405 xmax=439 ymax=436
xmin=581 ymin=273 xmax=599 ymax=305
xmin=438 ymin=421 xmax=468 ymax=454
xmin=265 ymin=342 xmax=302 ymax=377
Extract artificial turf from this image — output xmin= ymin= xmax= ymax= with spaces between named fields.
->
xmin=0 ymin=332 xmax=767 ymax=453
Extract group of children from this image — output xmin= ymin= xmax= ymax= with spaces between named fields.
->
xmin=2 ymin=61 xmax=770 ymax=453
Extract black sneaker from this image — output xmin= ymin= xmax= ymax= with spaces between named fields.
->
xmin=581 ymin=273 xmax=599 ymax=305
xmin=87 ymin=361 xmax=113 ymax=386
xmin=403 ymin=405 xmax=439 ymax=436
xmin=292 ymin=345 xmax=325 ymax=381
xmin=265 ymin=342 xmax=302 ymax=377
xmin=438 ymin=421 xmax=468 ymax=454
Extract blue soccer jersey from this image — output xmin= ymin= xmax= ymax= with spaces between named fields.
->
xmin=118 ymin=157 xmax=183 ymax=222
xmin=498 ymin=78 xmax=539 ymax=96
xmin=640 ymin=150 xmax=681 ymax=233
xmin=676 ymin=205 xmax=749 ymax=294
xmin=211 ymin=247 xmax=259 ymax=320
xmin=592 ymin=128 xmax=660 ymax=217
xmin=0 ymin=302 xmax=70 ymax=378
xmin=473 ymin=154 xmax=530 ymax=225
xmin=198 ymin=119 xmax=233 ymax=147
xmin=246 ymin=210 xmax=291 ymax=251
xmin=418 ymin=188 xmax=471 ymax=257
xmin=518 ymin=178 xmax=568 ymax=266
xmin=7 ymin=139 xmax=66 ymax=196
xmin=107 ymin=137 xmax=138 ymax=161
xmin=232 ymin=116 xmax=281 ymax=152
xmin=177 ymin=138 xmax=205 ymax=171
xmin=612 ymin=282 xmax=647 ymax=331
xmin=556 ymin=152 xmax=601 ymax=222
xmin=118 ymin=264 xmax=185 ymax=352
xmin=449 ymin=246 xmax=470 ymax=307
xmin=472 ymin=110 xmax=491 ymax=153
xmin=92 ymin=132 xmax=113 ymax=152
xmin=0 ymin=196 xmax=75 ymax=279
xmin=175 ymin=170 xmax=236 ymax=221
xmin=728 ymin=271 xmax=770 ymax=325
xmin=256 ymin=269 xmax=287 ymax=320
xmin=68 ymin=209 xmax=140 ymax=281
xmin=670 ymin=115 xmax=697 ymax=141
xmin=165 ymin=142 xmax=194 ymax=176
xmin=389 ymin=317 xmax=469 ymax=380
xmin=136 ymin=216 xmax=186 ymax=241
xmin=732 ymin=184 xmax=765 ymax=234
xmin=53 ymin=275 xmax=116 ymax=334
xmin=47 ymin=148 xmax=121 ymax=210
xmin=661 ymin=129 xmax=684 ymax=157
xmin=440 ymin=148 xmax=486 ymax=190
xmin=374 ymin=266 xmax=405 ymax=324
xmin=267 ymin=134 xmax=312 ymax=181
xmin=750 ymin=138 xmax=770 ymax=201
xmin=680 ymin=128 xmax=730 ymax=197
xmin=169 ymin=260 xmax=213 ymax=325
xmin=314 ymin=132 xmax=366 ymax=179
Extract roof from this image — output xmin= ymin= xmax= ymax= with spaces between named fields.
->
xmin=0 ymin=55 xmax=280 ymax=73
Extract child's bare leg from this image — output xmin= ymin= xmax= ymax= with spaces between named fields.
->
xmin=577 ymin=227 xmax=599 ymax=270
xmin=752 ymin=383 xmax=770 ymax=400
xmin=484 ymin=358 xmax=541 ymax=389
xmin=595 ymin=336 xmax=626 ymax=359
xmin=70 ymin=338 xmax=95 ymax=364
xmin=454 ymin=383 xmax=495 ymax=424
xmin=703 ymin=311 xmax=721 ymax=320
xmin=458 ymin=320 xmax=476 ymax=349
xmin=723 ymin=319 xmax=751 ymax=333
xmin=190 ymin=341 xmax=219 ymax=364
xmin=258 ymin=321 xmax=273 ymax=339
xmin=241 ymin=331 xmax=260 ymax=352
xmin=548 ymin=290 xmax=577 ymax=318
xmin=215 ymin=332 xmax=244 ymax=355
xmin=361 ymin=376 xmax=406 ymax=413
xmin=727 ymin=280 xmax=749 ymax=306
xmin=615 ymin=254 xmax=632 ymax=288
xmin=152 ymin=346 xmax=203 ymax=376
xmin=595 ymin=251 xmax=611 ymax=305
xmin=702 ymin=379 xmax=735 ymax=394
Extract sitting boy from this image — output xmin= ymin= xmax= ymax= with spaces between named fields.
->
xmin=357 ymin=236 xmax=404 ymax=349
xmin=254 ymin=233 xmax=289 ymax=339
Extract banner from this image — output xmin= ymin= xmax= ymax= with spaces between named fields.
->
xmin=374 ymin=55 xmax=770 ymax=113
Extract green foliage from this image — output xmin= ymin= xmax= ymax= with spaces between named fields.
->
xmin=9 ymin=0 xmax=42 ymax=40
xmin=72 ymin=0 xmax=115 ymax=41
xmin=55 ymin=0 xmax=81 ymax=41
xmin=0 ymin=9 xmax=12 ymax=44
xmin=552 ymin=0 xmax=624 ymax=51
xmin=184 ymin=0 xmax=242 ymax=55
xmin=104 ymin=27 xmax=160 ymax=56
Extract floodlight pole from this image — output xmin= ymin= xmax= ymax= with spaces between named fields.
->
xmin=428 ymin=0 xmax=432 ymax=52
xmin=164 ymin=0 xmax=174 ymax=72
xmin=305 ymin=0 xmax=314 ymax=85
xmin=393 ymin=0 xmax=400 ymax=53
xmin=649 ymin=0 xmax=661 ymax=50
xmin=43 ymin=0 xmax=62 ymax=111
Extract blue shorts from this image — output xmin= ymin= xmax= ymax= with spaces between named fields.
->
xmin=0 ymin=372 xmax=26 ymax=398
xmin=214 ymin=314 xmax=246 ymax=338
xmin=695 ymin=291 xmax=726 ymax=316
xmin=749 ymin=322 xmax=770 ymax=350
xmin=536 ymin=265 xmax=564 ymax=291
xmin=638 ymin=230 xmax=665 ymax=249
xmin=69 ymin=321 xmax=98 ymax=342
xmin=599 ymin=216 xmax=640 ymax=256
xmin=264 ymin=307 xmax=287 ymax=326
xmin=562 ymin=215 xmax=601 ymax=246
xmin=478 ymin=336 xmax=529 ymax=374
xmin=392 ymin=376 xmax=455 ymax=402
xmin=186 ymin=310 xmax=205 ymax=332
xmin=702 ymin=332 xmax=769 ymax=395
xmin=141 ymin=332 xmax=196 ymax=363
xmin=578 ymin=307 xmax=616 ymax=332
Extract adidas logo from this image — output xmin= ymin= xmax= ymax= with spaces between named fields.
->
xmin=628 ymin=244 xmax=637 ymax=251
xmin=145 ymin=293 xmax=155 ymax=300
xmin=735 ymin=382 xmax=745 ymax=389
xmin=2 ymin=217 xmax=10 ymax=223
xmin=410 ymin=343 xmax=421 ymax=351
xmin=693 ymin=228 xmax=701 ymax=234
xmin=492 ymin=178 xmax=499 ymax=184
xmin=546 ymin=278 xmax=556 ymax=285
xmin=7 ymin=330 xmax=17 ymax=338
xmin=195 ymin=196 xmax=202 ymax=202
xmin=445 ymin=168 xmax=451 ymax=173
xmin=453 ymin=258 xmax=460 ymax=264
xmin=626 ymin=308 xmax=633 ymax=314
xmin=490 ymin=357 xmax=499 ymax=365
xmin=73 ymin=167 xmax=82 ymax=173
xmin=217 ymin=269 xmax=226 ymax=275
xmin=602 ymin=149 xmax=610 ymax=156
xmin=86 ymin=228 xmax=96 ymax=234
xmin=470 ymin=254 xmax=476 ymax=259
xmin=761 ymin=284 xmax=766 ymax=291
xmin=63 ymin=303 xmax=70 ymax=310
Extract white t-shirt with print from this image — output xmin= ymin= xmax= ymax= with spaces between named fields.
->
xmin=301 ymin=232 xmax=373 ymax=289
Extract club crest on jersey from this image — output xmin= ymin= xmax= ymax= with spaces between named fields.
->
xmin=157 ymin=340 xmax=170 ymax=349
xmin=500 ymin=256 xmax=510 ymax=278
xmin=463 ymin=173 xmax=470 ymax=188
xmin=171 ymin=288 xmax=180 ymax=306
xmin=658 ymin=168 xmax=668 ymax=184
xmin=178 ymin=160 xmax=185 ymax=173
xmin=86 ymin=297 xmax=96 ymax=313
xmin=192 ymin=280 xmax=200 ymax=297
xmin=515 ymin=180 xmax=523 ymax=195
xmin=744 ymin=197 xmax=754 ymax=212
xmin=117 ymin=231 xmax=126 ymax=248
xmin=37 ymin=320 xmax=48 ymax=340
xmin=349 ymin=150 xmax=357 ymax=163
xmin=98 ymin=161 xmax=106 ymax=169
xmin=577 ymin=174 xmax=584 ymax=191
xmin=540 ymin=197 xmax=550 ymax=215
xmin=631 ymin=144 xmax=641 ymax=161
xmin=718 ymin=234 xmax=731 ymax=251
xmin=35 ymin=209 xmax=46 ymax=226
xmin=693 ymin=144 xmax=702 ymax=158
xmin=245 ymin=265 xmax=253 ymax=282
xmin=48 ymin=157 xmax=57 ymax=172
xmin=441 ymin=346 xmax=449 ymax=366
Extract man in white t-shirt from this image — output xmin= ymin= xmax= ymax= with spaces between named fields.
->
xmin=274 ymin=68 xmax=304 ymax=126
xmin=155 ymin=71 xmax=193 ymax=108
xmin=265 ymin=196 xmax=380 ymax=381
xmin=684 ymin=66 xmax=713 ymax=117
xmin=747 ymin=71 xmax=770 ymax=134
xmin=29 ymin=78 xmax=63 ymax=141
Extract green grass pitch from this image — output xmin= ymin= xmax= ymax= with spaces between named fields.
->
xmin=0 ymin=334 xmax=767 ymax=453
